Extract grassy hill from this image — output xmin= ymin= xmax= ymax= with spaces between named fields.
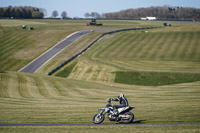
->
xmin=0 ymin=19 xmax=200 ymax=132
xmin=53 ymin=24 xmax=200 ymax=85
xmin=0 ymin=71 xmax=200 ymax=132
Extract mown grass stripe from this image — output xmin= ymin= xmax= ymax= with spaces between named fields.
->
xmin=0 ymin=58 xmax=23 ymax=71
xmin=175 ymin=33 xmax=190 ymax=59
xmin=170 ymin=32 xmax=184 ymax=60
xmin=128 ymin=33 xmax=146 ymax=58
xmin=156 ymin=33 xmax=176 ymax=60
xmin=117 ymin=33 xmax=139 ymax=59
xmin=188 ymin=32 xmax=200 ymax=60
xmin=123 ymin=33 xmax=141 ymax=58
xmin=133 ymin=33 xmax=152 ymax=59
xmin=137 ymin=33 xmax=162 ymax=59
xmin=181 ymin=33 xmax=194 ymax=60
xmin=160 ymin=33 xmax=180 ymax=60
xmin=185 ymin=33 xmax=196 ymax=59
xmin=25 ymin=76 xmax=45 ymax=99
xmin=1 ymin=32 xmax=30 ymax=56
xmin=0 ymin=73 xmax=9 ymax=98
xmin=33 ymin=77 xmax=53 ymax=99
xmin=97 ymin=35 xmax=120 ymax=58
xmin=113 ymin=33 xmax=134 ymax=58
xmin=101 ymin=33 xmax=130 ymax=58
xmin=17 ymin=74 xmax=33 ymax=98
xmin=153 ymin=33 xmax=173 ymax=60
xmin=7 ymin=73 xmax=21 ymax=98
xmin=50 ymin=79 xmax=71 ymax=97
xmin=42 ymin=79 xmax=65 ymax=98
xmin=0 ymin=29 xmax=27 ymax=50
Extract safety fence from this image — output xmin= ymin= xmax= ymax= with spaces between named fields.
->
xmin=48 ymin=27 xmax=157 ymax=75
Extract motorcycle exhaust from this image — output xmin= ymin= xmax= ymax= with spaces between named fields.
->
xmin=119 ymin=114 xmax=130 ymax=119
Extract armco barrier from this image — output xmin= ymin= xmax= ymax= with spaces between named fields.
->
xmin=48 ymin=27 xmax=156 ymax=75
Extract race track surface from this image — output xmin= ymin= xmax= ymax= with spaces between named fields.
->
xmin=18 ymin=29 xmax=113 ymax=73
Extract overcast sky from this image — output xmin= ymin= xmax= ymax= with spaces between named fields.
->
xmin=1 ymin=0 xmax=200 ymax=18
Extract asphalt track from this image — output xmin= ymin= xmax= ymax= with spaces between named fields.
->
xmin=1 ymin=123 xmax=200 ymax=126
xmin=18 ymin=29 xmax=113 ymax=73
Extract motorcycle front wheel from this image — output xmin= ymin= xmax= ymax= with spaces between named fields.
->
xmin=92 ymin=113 xmax=105 ymax=124
xmin=121 ymin=112 xmax=134 ymax=124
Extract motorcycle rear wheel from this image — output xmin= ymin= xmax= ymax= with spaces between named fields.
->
xmin=93 ymin=114 xmax=105 ymax=124
xmin=121 ymin=112 xmax=134 ymax=124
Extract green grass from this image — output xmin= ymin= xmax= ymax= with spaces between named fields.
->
xmin=1 ymin=124 xmax=200 ymax=133
xmin=1 ymin=20 xmax=200 ymax=132
xmin=91 ymin=31 xmax=200 ymax=61
xmin=0 ymin=19 xmax=122 ymax=72
xmin=56 ymin=27 xmax=198 ymax=84
xmin=0 ymin=71 xmax=200 ymax=124
xmin=0 ymin=71 xmax=200 ymax=132
xmin=55 ymin=62 xmax=77 ymax=78
xmin=37 ymin=32 xmax=103 ymax=75
xmin=115 ymin=71 xmax=200 ymax=86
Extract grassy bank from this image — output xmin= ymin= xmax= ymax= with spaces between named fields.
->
xmin=0 ymin=19 xmax=157 ymax=72
xmin=0 ymin=72 xmax=200 ymax=124
xmin=55 ymin=62 xmax=77 ymax=78
xmin=0 ymin=71 xmax=200 ymax=132
xmin=1 ymin=20 xmax=200 ymax=132
xmin=115 ymin=71 xmax=200 ymax=86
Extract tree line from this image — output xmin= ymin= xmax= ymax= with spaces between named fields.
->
xmin=103 ymin=6 xmax=200 ymax=20
xmin=0 ymin=6 xmax=44 ymax=19
xmin=51 ymin=10 xmax=67 ymax=19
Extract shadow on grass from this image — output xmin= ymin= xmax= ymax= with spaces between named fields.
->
xmin=132 ymin=120 xmax=146 ymax=124
xmin=0 ymin=71 xmax=6 ymax=73
xmin=117 ymin=120 xmax=146 ymax=125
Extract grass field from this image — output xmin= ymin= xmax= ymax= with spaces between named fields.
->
xmin=0 ymin=71 xmax=200 ymax=132
xmin=115 ymin=71 xmax=200 ymax=86
xmin=0 ymin=19 xmax=200 ymax=132
xmin=0 ymin=19 xmax=156 ymax=72
xmin=61 ymin=25 xmax=200 ymax=84
xmin=0 ymin=19 xmax=110 ymax=72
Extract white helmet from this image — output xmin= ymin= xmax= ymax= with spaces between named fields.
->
xmin=118 ymin=93 xmax=124 ymax=98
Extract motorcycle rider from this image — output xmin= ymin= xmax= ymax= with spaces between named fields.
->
xmin=110 ymin=93 xmax=129 ymax=115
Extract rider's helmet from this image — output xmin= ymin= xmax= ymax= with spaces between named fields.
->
xmin=118 ymin=93 xmax=124 ymax=99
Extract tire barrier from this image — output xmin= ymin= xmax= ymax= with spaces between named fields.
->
xmin=48 ymin=27 xmax=157 ymax=76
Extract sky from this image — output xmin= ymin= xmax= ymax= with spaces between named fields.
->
xmin=1 ymin=0 xmax=200 ymax=18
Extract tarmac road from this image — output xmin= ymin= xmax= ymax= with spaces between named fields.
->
xmin=18 ymin=29 xmax=113 ymax=73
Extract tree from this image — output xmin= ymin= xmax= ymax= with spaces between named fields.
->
xmin=32 ymin=11 xmax=43 ymax=19
xmin=0 ymin=6 xmax=44 ymax=19
xmin=39 ymin=8 xmax=47 ymax=17
xmin=15 ymin=9 xmax=22 ymax=19
xmin=52 ymin=10 xmax=58 ymax=18
xmin=86 ymin=12 xmax=101 ymax=18
xmin=103 ymin=6 xmax=200 ymax=20
xmin=61 ymin=11 xmax=67 ymax=19
xmin=84 ymin=12 xmax=91 ymax=18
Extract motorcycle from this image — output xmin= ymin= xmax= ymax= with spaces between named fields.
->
xmin=92 ymin=98 xmax=135 ymax=124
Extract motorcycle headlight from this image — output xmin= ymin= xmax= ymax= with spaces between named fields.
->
xmin=105 ymin=108 xmax=110 ymax=112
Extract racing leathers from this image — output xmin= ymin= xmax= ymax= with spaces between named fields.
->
xmin=111 ymin=94 xmax=129 ymax=109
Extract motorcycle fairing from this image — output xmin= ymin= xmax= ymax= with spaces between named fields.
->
xmin=118 ymin=106 xmax=135 ymax=114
